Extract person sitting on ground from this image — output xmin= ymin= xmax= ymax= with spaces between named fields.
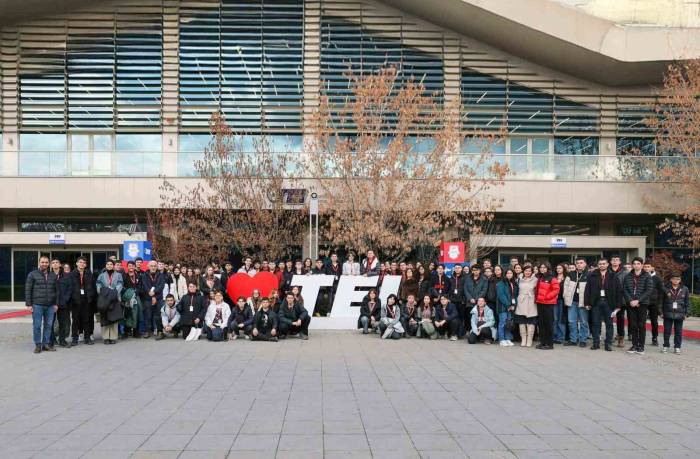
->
xmin=278 ymin=292 xmax=311 ymax=340
xmin=204 ymin=290 xmax=231 ymax=341
xmin=252 ymin=297 xmax=278 ymax=341
xmin=358 ymin=288 xmax=381 ymax=334
xmin=416 ymin=294 xmax=438 ymax=339
xmin=228 ymin=296 xmax=254 ymax=340
xmin=379 ymin=294 xmax=404 ymax=339
xmin=177 ymin=282 xmax=207 ymax=340
xmin=468 ymin=297 xmax=496 ymax=344
xmin=159 ymin=294 xmax=181 ymax=340
xmin=401 ymin=294 xmax=419 ymax=337
xmin=435 ymin=294 xmax=460 ymax=340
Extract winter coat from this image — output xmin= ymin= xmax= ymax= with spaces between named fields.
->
xmin=253 ymin=308 xmax=278 ymax=331
xmin=583 ymin=269 xmax=620 ymax=308
xmin=486 ymin=277 xmax=499 ymax=305
xmin=277 ymin=301 xmax=309 ymax=327
xmin=56 ymin=271 xmax=73 ymax=308
xmin=648 ymin=273 xmax=665 ymax=306
xmin=380 ymin=303 xmax=404 ymax=334
xmin=199 ymin=276 xmax=222 ymax=299
xmin=515 ymin=275 xmax=538 ymax=318
xmin=563 ymin=271 xmax=588 ymax=306
xmin=429 ymin=273 xmax=450 ymax=298
xmin=470 ymin=305 xmax=496 ymax=338
xmin=622 ymin=271 xmax=654 ymax=306
xmin=496 ymin=280 xmax=518 ymax=314
xmin=165 ymin=274 xmax=188 ymax=302
xmin=435 ymin=302 xmax=458 ymax=322
xmin=177 ymin=292 xmax=207 ymax=325
xmin=342 ymin=261 xmax=360 ymax=276
xmin=448 ymin=274 xmax=465 ymax=304
xmin=25 ymin=269 xmax=58 ymax=306
xmin=358 ymin=296 xmax=381 ymax=329
xmin=662 ymin=284 xmax=690 ymax=320
xmin=68 ymin=268 xmax=96 ymax=306
xmin=161 ymin=304 xmax=181 ymax=328
xmin=141 ymin=271 xmax=166 ymax=301
xmin=229 ymin=304 xmax=254 ymax=328
xmin=463 ymin=275 xmax=488 ymax=305
xmin=204 ymin=301 xmax=231 ymax=328
xmin=535 ymin=275 xmax=560 ymax=305
xmin=400 ymin=277 xmax=419 ymax=302
xmin=96 ymin=271 xmax=124 ymax=325
xmin=361 ymin=257 xmax=380 ymax=276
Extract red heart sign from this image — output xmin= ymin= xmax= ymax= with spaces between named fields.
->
xmin=226 ymin=272 xmax=279 ymax=302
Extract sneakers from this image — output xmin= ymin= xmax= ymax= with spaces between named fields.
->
xmin=84 ymin=337 xmax=94 ymax=345
xmin=661 ymin=346 xmax=669 ymax=353
xmin=563 ymin=341 xmax=576 ymax=347
xmin=674 ymin=348 xmax=681 ymax=355
xmin=71 ymin=338 xmax=79 ymax=347
xmin=270 ymin=336 xmax=278 ymax=342
xmin=155 ymin=332 xmax=166 ymax=341
xmin=590 ymin=343 xmax=600 ymax=350
xmin=579 ymin=341 xmax=587 ymax=348
xmin=449 ymin=336 xmax=458 ymax=341
xmin=652 ymin=338 xmax=658 ymax=346
xmin=244 ymin=334 xmax=251 ymax=340
xmin=299 ymin=333 xmax=309 ymax=340
xmin=626 ymin=346 xmax=637 ymax=354
xmin=604 ymin=344 xmax=612 ymax=352
xmin=635 ymin=348 xmax=645 ymax=355
xmin=33 ymin=345 xmax=42 ymax=354
xmin=483 ymin=339 xmax=493 ymax=345
xmin=499 ymin=340 xmax=509 ymax=347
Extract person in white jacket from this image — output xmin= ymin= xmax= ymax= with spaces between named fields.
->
xmin=342 ymin=252 xmax=361 ymax=276
xmin=159 ymin=294 xmax=181 ymax=340
xmin=164 ymin=266 xmax=188 ymax=302
xmin=204 ymin=290 xmax=231 ymax=341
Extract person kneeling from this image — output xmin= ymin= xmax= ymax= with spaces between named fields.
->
xmin=278 ymin=292 xmax=310 ymax=340
xmin=252 ymin=298 xmax=278 ymax=341
xmin=159 ymin=294 xmax=181 ymax=340
xmin=204 ymin=290 xmax=230 ymax=342
xmin=468 ymin=298 xmax=496 ymax=344
xmin=435 ymin=294 xmax=460 ymax=340
xmin=379 ymin=294 xmax=404 ymax=339
xmin=229 ymin=296 xmax=254 ymax=340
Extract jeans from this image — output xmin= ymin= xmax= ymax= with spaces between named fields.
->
xmin=498 ymin=311 xmax=513 ymax=341
xmin=591 ymin=299 xmax=613 ymax=347
xmin=663 ymin=318 xmax=683 ymax=348
xmin=568 ymin=301 xmax=589 ymax=343
xmin=360 ymin=316 xmax=369 ymax=333
xmin=553 ymin=298 xmax=565 ymax=342
xmin=32 ymin=304 xmax=55 ymax=346
xmin=143 ymin=298 xmax=163 ymax=333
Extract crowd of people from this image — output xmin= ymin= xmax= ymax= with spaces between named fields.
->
xmin=24 ymin=251 xmax=690 ymax=356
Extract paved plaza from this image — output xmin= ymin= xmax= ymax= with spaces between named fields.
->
xmin=0 ymin=323 xmax=699 ymax=459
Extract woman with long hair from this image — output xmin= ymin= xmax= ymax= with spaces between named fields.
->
xmin=535 ymin=262 xmax=560 ymax=350
xmin=302 ymin=258 xmax=313 ymax=274
xmin=416 ymin=294 xmax=437 ymax=339
xmin=515 ymin=265 xmax=538 ymax=347
xmin=496 ymin=268 xmax=518 ymax=346
xmin=358 ymin=288 xmax=381 ymax=334
xmin=554 ymin=263 xmax=568 ymax=344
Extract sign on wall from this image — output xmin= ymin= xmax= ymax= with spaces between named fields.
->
xmin=122 ymin=241 xmax=153 ymax=261
xmin=551 ymin=236 xmax=567 ymax=248
xmin=48 ymin=233 xmax=66 ymax=245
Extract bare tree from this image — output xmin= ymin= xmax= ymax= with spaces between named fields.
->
xmin=651 ymin=60 xmax=700 ymax=248
xmin=305 ymin=67 xmax=507 ymax=260
xmin=153 ymin=113 xmax=306 ymax=266
xmin=464 ymin=218 xmax=503 ymax=262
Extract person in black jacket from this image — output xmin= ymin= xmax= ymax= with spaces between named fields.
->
xmin=122 ymin=261 xmax=143 ymax=338
xmin=228 ymin=296 xmax=254 ymax=340
xmin=25 ymin=255 xmax=58 ymax=353
xmin=448 ymin=264 xmax=466 ymax=337
xmin=661 ymin=272 xmax=689 ymax=354
xmin=252 ymin=298 xmax=278 ymax=341
xmin=609 ymin=255 xmax=627 ymax=347
xmin=643 ymin=260 xmax=665 ymax=347
xmin=177 ymin=282 xmax=207 ymax=340
xmin=622 ymin=257 xmax=654 ymax=354
xmin=401 ymin=294 xmax=419 ymax=337
xmin=277 ymin=292 xmax=311 ymax=339
xmin=435 ymin=294 xmax=460 ymax=340
xmin=141 ymin=260 xmax=166 ymax=338
xmin=68 ymin=256 xmax=96 ymax=346
xmin=358 ymin=289 xmax=381 ymax=334
xmin=583 ymin=258 xmax=619 ymax=351
xmin=49 ymin=260 xmax=73 ymax=348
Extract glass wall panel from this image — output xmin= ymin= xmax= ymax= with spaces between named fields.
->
xmin=115 ymin=134 xmax=161 ymax=176
xmin=0 ymin=247 xmax=11 ymax=301
xmin=19 ymin=134 xmax=68 ymax=176
xmin=13 ymin=251 xmax=38 ymax=302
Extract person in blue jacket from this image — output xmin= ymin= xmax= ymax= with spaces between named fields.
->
xmin=496 ymin=268 xmax=518 ymax=347
xmin=468 ymin=297 xmax=497 ymax=344
xmin=463 ymin=264 xmax=488 ymax=326
xmin=435 ymin=294 xmax=460 ymax=340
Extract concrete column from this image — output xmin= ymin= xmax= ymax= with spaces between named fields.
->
xmin=1 ymin=27 xmax=19 ymax=176
xmin=302 ymin=0 xmax=321 ymax=136
xmin=2 ymin=133 xmax=18 ymax=176
xmin=162 ymin=1 xmax=180 ymax=176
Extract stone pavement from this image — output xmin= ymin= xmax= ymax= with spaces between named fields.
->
xmin=0 ymin=323 xmax=699 ymax=459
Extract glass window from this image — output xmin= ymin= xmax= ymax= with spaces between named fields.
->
xmin=532 ymin=137 xmax=549 ymax=174
xmin=0 ymin=247 xmax=10 ymax=301
xmin=93 ymin=135 xmax=113 ymax=175
xmin=70 ymin=135 xmax=90 ymax=175
xmin=554 ymin=136 xmax=598 ymax=155
xmin=13 ymin=251 xmax=38 ymax=302
xmin=115 ymin=134 xmax=161 ymax=176
xmin=509 ymin=138 xmax=528 ymax=177
xmin=19 ymin=134 xmax=68 ymax=176
xmin=616 ymin=137 xmax=656 ymax=156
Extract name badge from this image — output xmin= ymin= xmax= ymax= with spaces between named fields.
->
xmin=511 ymin=299 xmax=516 ymax=305
xmin=189 ymin=306 xmax=194 ymax=312
xmin=80 ymin=289 xmax=85 ymax=295
xmin=673 ymin=302 xmax=678 ymax=309
xmin=576 ymin=288 xmax=581 ymax=294
xmin=600 ymin=290 xmax=605 ymax=297
xmin=454 ymin=289 xmax=458 ymax=295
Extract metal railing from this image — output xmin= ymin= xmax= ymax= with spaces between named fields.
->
xmin=0 ymin=151 xmax=690 ymax=182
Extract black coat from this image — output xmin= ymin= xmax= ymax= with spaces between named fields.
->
xmin=648 ymin=274 xmax=665 ymax=306
xmin=56 ymin=272 xmax=73 ymax=308
xmin=253 ymin=308 xmax=278 ymax=331
xmin=25 ymin=269 xmax=57 ymax=306
xmin=141 ymin=271 xmax=166 ymax=301
xmin=199 ymin=276 xmax=222 ymax=298
xmin=177 ymin=293 xmax=207 ymax=325
xmin=448 ymin=274 xmax=465 ymax=304
xmin=358 ymin=296 xmax=381 ymax=326
xmin=662 ymin=285 xmax=690 ymax=320
xmin=622 ymin=271 xmax=654 ymax=306
xmin=583 ymin=269 xmax=620 ymax=308
xmin=277 ymin=301 xmax=309 ymax=326
xmin=229 ymin=304 xmax=254 ymax=328
xmin=97 ymin=287 xmax=123 ymax=325
xmin=68 ymin=269 xmax=96 ymax=306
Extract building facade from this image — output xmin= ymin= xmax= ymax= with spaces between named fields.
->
xmin=0 ymin=0 xmax=699 ymax=303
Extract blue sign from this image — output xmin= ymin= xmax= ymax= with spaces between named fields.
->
xmin=49 ymin=233 xmax=66 ymax=245
xmin=444 ymin=262 xmax=471 ymax=277
xmin=123 ymin=241 xmax=153 ymax=261
xmin=550 ymin=237 xmax=567 ymax=249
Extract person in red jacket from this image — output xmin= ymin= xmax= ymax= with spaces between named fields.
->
xmin=535 ymin=262 xmax=560 ymax=350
